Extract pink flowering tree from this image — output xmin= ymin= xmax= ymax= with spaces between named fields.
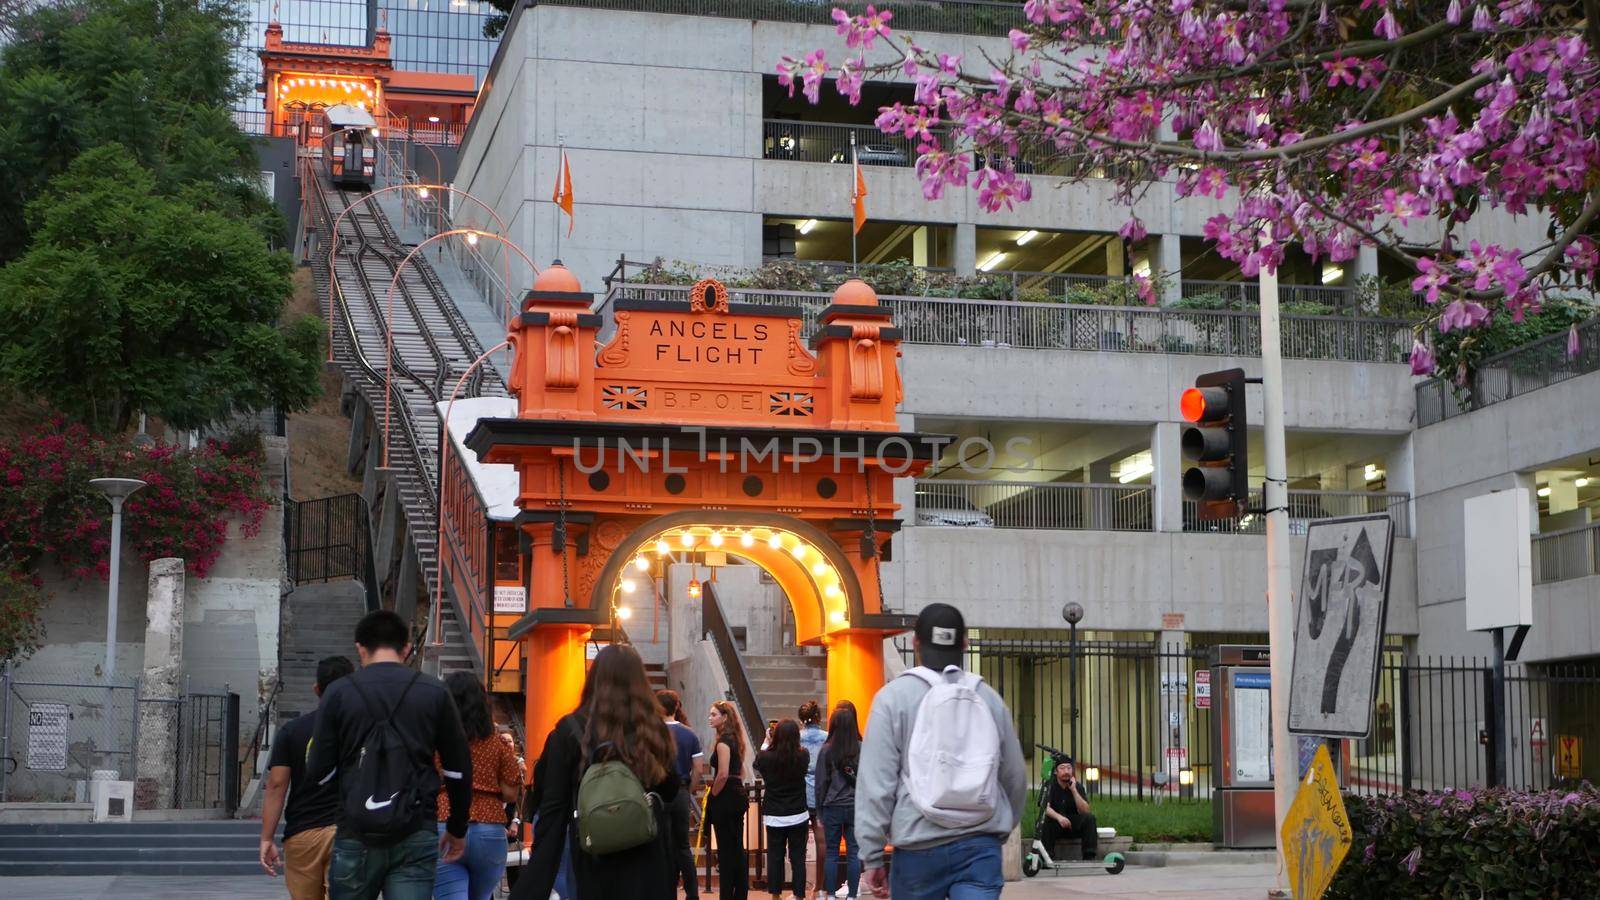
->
xmin=778 ymin=1 xmax=1600 ymax=375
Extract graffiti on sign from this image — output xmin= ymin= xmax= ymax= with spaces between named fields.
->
xmin=1281 ymin=744 xmax=1352 ymax=900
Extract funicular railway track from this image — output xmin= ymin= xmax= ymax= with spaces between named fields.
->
xmin=303 ymin=158 xmax=504 ymax=676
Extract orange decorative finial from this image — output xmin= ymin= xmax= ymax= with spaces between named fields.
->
xmin=532 ymin=261 xmax=582 ymax=294
xmin=832 ymin=278 xmax=880 ymax=306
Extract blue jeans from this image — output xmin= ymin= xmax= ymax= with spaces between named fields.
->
xmin=889 ymin=834 xmax=1004 ymax=900
xmin=328 ymin=826 xmax=439 ymax=900
xmin=821 ymin=805 xmax=860 ymax=897
xmin=435 ymin=822 xmax=507 ymax=900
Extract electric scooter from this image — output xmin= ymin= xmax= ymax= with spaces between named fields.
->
xmin=1021 ymin=743 xmax=1126 ymax=877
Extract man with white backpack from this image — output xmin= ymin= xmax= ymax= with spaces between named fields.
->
xmin=856 ymin=604 xmax=1027 ymax=899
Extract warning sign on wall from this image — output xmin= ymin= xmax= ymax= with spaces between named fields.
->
xmin=1556 ymin=734 xmax=1583 ymax=779
xmin=1195 ymin=669 xmax=1212 ymax=709
xmin=27 ymin=702 xmax=69 ymax=771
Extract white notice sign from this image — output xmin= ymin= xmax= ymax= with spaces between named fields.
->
xmin=1232 ymin=672 xmax=1273 ymax=784
xmin=493 ymin=586 xmax=527 ymax=614
xmin=27 ymin=702 xmax=70 ymax=771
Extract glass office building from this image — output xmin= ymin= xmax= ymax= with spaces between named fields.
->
xmin=237 ymin=0 xmax=497 ymax=129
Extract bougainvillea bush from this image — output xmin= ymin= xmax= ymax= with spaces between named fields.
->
xmin=1328 ymin=785 xmax=1600 ymax=899
xmin=0 ymin=420 xmax=271 ymax=660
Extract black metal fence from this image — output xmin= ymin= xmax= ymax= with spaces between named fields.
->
xmin=174 ymin=690 xmax=241 ymax=812
xmin=894 ymin=639 xmax=1600 ymax=801
xmin=285 ymin=493 xmax=379 ymax=610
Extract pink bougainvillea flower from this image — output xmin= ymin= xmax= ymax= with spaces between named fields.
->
xmin=1438 ymin=299 xmax=1491 ymax=332
xmin=1409 ymin=340 xmax=1437 ymax=375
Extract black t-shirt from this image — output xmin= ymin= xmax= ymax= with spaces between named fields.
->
xmin=305 ymin=662 xmax=473 ymax=838
xmin=269 ymin=710 xmax=339 ymax=838
xmin=710 ymin=735 xmax=742 ymax=783
xmin=1046 ymin=779 xmax=1085 ymax=818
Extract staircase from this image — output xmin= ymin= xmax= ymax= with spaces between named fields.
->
xmin=278 ymin=580 xmax=368 ymax=721
xmin=0 ymin=820 xmax=267 ymax=877
xmin=744 ymin=653 xmax=828 ymax=725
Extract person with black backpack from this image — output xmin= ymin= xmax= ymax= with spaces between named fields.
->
xmin=305 ymin=610 xmax=472 ymax=900
xmin=509 ymin=644 xmax=680 ymax=900
xmin=813 ymin=702 xmax=862 ymax=900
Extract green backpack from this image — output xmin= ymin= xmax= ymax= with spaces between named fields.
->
xmin=575 ymin=742 xmax=658 ymax=856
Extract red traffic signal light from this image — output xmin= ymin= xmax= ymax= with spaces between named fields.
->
xmin=1180 ymin=386 xmax=1230 ymax=423
xmin=1180 ymin=369 xmax=1249 ymax=518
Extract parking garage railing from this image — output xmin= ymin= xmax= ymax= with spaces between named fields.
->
xmin=1533 ymin=521 xmax=1600 ymax=584
xmin=534 ymin=0 xmax=1033 ymax=37
xmin=913 ymin=481 xmax=1410 ymax=536
xmin=1416 ymin=315 xmax=1600 ymax=426
xmin=1182 ymin=490 xmax=1411 ymax=537
xmin=602 ymin=284 xmax=1415 ymax=363
xmin=916 ymin=480 xmax=1152 ymax=532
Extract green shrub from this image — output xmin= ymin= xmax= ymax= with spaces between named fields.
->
xmin=1328 ymin=786 xmax=1600 ymax=900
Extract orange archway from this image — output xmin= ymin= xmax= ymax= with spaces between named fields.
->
xmin=466 ymin=269 xmax=936 ymax=748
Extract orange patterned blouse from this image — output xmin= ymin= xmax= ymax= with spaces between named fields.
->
xmin=437 ymin=735 xmax=524 ymax=824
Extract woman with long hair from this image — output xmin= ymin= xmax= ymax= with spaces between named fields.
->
xmin=755 ymin=719 xmax=810 ymax=900
xmin=435 ymin=672 xmax=524 ymax=900
xmin=706 ymin=699 xmax=750 ymax=900
xmin=814 ymin=702 xmax=863 ymax=899
xmin=512 ymin=645 xmax=680 ymax=900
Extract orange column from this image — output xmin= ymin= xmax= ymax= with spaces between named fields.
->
xmin=522 ymin=623 xmax=590 ymax=774
xmin=827 ymin=629 xmax=889 ymax=729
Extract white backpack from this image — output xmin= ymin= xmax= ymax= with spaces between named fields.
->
xmin=901 ymin=665 xmax=1001 ymax=828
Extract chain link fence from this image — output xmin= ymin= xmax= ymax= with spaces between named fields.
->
xmin=0 ymin=661 xmax=240 ymax=810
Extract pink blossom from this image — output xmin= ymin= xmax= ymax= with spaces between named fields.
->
xmin=1374 ymin=8 xmax=1401 ymax=40
xmin=1411 ymin=258 xmax=1450 ymax=304
xmin=1009 ymin=29 xmax=1031 ymax=52
xmin=1323 ymin=57 xmax=1358 ymax=88
xmin=833 ymin=6 xmax=893 ymax=50
xmin=1133 ymin=274 xmax=1157 ymax=306
xmin=1568 ymin=323 xmax=1581 ymax=359
xmin=1382 ymin=189 xmax=1426 ymax=223
xmin=1193 ymin=120 xmax=1223 ymax=152
xmin=1438 ymin=299 xmax=1491 ymax=332
xmin=1409 ymin=340 xmax=1437 ymax=375
xmin=836 ymin=59 xmax=864 ymax=105
xmin=1447 ymin=0 xmax=1463 ymax=24
xmin=1119 ymin=216 xmax=1147 ymax=242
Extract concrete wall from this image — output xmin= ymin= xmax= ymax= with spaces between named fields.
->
xmin=1410 ymin=369 xmax=1600 ymax=658
xmin=882 ymin=527 xmax=1419 ymax=636
xmin=903 ymin=345 xmax=1417 ymax=432
xmin=19 ymin=438 xmax=289 ymax=698
xmin=456 ymin=6 xmax=1553 ymax=294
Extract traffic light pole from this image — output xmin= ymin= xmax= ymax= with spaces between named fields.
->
xmin=1258 ymin=263 xmax=1297 ymax=898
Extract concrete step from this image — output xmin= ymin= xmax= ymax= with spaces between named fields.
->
xmin=0 ymin=860 xmax=271 ymax=877
xmin=0 ymin=821 xmax=259 ymax=835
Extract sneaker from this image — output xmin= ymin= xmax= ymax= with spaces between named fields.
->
xmin=835 ymin=886 xmax=849 ymax=899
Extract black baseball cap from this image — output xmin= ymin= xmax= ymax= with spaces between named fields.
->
xmin=914 ymin=603 xmax=966 ymax=670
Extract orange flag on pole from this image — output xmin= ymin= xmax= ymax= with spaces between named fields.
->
xmin=851 ymin=143 xmax=869 ymax=235
xmin=552 ymin=149 xmax=575 ymax=236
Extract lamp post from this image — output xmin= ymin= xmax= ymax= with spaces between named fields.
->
xmin=1062 ymin=601 xmax=1084 ymax=761
xmin=90 ymin=478 xmax=146 ymax=679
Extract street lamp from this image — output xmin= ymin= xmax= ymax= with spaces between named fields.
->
xmin=90 ymin=478 xmax=146 ymax=679
xmin=1062 ymin=601 xmax=1084 ymax=761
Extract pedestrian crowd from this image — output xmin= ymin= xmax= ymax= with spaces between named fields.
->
xmin=258 ymin=602 xmax=1073 ymax=899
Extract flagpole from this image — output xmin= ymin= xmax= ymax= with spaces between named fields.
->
xmin=554 ymin=139 xmax=563 ymax=260
xmin=850 ymin=132 xmax=859 ymax=275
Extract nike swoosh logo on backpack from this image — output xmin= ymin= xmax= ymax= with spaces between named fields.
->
xmin=364 ymin=793 xmax=399 ymax=811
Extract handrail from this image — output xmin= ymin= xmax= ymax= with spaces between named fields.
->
xmin=303 ymin=160 xmax=437 ymax=508
xmin=702 ymin=582 xmax=766 ymax=751
xmin=239 ymin=679 xmax=281 ymax=800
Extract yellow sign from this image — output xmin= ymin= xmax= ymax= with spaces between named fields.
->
xmin=1556 ymin=734 xmax=1583 ymax=779
xmin=1281 ymin=745 xmax=1352 ymax=900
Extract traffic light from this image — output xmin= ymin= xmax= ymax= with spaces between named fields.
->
xmin=1180 ymin=368 xmax=1249 ymax=519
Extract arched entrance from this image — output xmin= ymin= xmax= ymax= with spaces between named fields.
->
xmin=466 ymin=269 xmax=935 ymax=746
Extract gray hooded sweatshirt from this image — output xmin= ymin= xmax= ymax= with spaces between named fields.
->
xmin=856 ymin=665 xmax=1028 ymax=869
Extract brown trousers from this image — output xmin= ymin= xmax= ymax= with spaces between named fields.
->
xmin=284 ymin=824 xmax=337 ymax=900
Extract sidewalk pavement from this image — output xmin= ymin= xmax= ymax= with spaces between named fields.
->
xmin=2 ymin=863 xmax=1281 ymax=900
xmin=1005 ymin=862 xmax=1280 ymax=898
